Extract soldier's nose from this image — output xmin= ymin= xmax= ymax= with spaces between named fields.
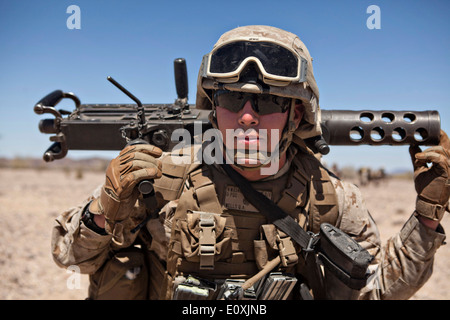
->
xmin=238 ymin=101 xmax=259 ymax=127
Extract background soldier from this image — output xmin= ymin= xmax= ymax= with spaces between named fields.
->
xmin=51 ymin=25 xmax=449 ymax=300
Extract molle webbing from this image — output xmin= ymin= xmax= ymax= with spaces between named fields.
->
xmin=189 ymin=167 xmax=268 ymax=269
xmin=190 ymin=167 xmax=223 ymax=214
xmin=153 ymin=148 xmax=202 ymax=201
xmin=163 ymin=150 xmax=339 ymax=299
xmin=177 ymin=260 xmax=260 ymax=279
xmin=293 ymin=153 xmax=339 ymax=233
xmin=189 ymin=168 xmax=224 ymax=270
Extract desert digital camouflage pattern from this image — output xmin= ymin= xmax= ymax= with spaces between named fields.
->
xmin=51 ymin=146 xmax=446 ymax=299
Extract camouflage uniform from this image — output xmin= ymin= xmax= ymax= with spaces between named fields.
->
xmin=51 ymin=145 xmax=446 ymax=300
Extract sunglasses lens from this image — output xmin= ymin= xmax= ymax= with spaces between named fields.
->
xmin=214 ymin=91 xmax=243 ymax=112
xmin=257 ymin=95 xmax=291 ymax=115
xmin=214 ymin=90 xmax=290 ymax=115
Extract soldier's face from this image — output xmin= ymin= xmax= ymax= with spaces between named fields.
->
xmin=216 ymin=100 xmax=299 ymax=167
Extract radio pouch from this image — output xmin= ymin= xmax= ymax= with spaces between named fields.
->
xmin=318 ymin=223 xmax=373 ymax=299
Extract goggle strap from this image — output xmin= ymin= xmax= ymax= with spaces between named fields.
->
xmin=288 ymin=99 xmax=298 ymax=133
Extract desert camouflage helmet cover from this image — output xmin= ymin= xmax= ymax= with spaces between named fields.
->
xmin=196 ymin=25 xmax=322 ymax=140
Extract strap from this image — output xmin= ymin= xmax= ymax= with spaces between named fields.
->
xmin=416 ymin=197 xmax=447 ymax=221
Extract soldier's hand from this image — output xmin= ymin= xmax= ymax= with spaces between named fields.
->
xmin=409 ymin=130 xmax=450 ymax=224
xmin=90 ymin=144 xmax=162 ymax=235
xmin=104 ymin=144 xmax=163 ymax=201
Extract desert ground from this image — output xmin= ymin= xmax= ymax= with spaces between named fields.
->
xmin=0 ymin=166 xmax=449 ymax=300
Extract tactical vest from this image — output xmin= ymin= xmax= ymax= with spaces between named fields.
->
xmin=152 ymin=146 xmax=339 ymax=300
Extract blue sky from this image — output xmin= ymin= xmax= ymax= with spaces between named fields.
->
xmin=1 ymin=0 xmax=449 ymax=172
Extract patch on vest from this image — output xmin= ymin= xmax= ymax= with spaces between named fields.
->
xmin=224 ymin=185 xmax=272 ymax=212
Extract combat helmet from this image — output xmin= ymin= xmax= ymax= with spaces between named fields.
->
xmin=196 ymin=25 xmax=322 ymax=159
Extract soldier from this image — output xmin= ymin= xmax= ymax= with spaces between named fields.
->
xmin=51 ymin=25 xmax=449 ymax=300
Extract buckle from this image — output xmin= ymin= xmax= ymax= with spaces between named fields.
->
xmin=276 ymin=231 xmax=299 ymax=267
xmin=198 ymin=212 xmax=216 ymax=270
xmin=302 ymin=232 xmax=319 ymax=260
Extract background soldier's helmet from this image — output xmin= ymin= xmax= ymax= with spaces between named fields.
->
xmin=196 ymin=25 xmax=322 ymax=143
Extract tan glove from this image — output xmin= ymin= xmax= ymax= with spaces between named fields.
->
xmin=90 ymin=144 xmax=162 ymax=242
xmin=409 ymin=130 xmax=450 ymax=222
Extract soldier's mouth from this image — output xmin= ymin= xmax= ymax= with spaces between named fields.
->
xmin=237 ymin=135 xmax=259 ymax=145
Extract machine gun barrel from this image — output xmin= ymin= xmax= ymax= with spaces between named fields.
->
xmin=34 ymin=58 xmax=442 ymax=161
xmin=320 ymin=109 xmax=440 ymax=146
xmin=36 ymin=108 xmax=440 ymax=161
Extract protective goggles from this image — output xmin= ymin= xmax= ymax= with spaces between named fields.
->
xmin=203 ymin=40 xmax=308 ymax=85
xmin=213 ymin=89 xmax=291 ymax=115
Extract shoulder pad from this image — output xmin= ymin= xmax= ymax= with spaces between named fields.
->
xmin=154 ymin=145 xmax=202 ymax=201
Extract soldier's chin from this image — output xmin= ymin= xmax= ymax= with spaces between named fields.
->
xmin=233 ymin=149 xmax=273 ymax=167
xmin=235 ymin=158 xmax=262 ymax=167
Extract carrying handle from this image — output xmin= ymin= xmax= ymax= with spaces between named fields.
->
xmin=127 ymin=138 xmax=159 ymax=233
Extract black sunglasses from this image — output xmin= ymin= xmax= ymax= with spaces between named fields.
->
xmin=213 ymin=90 xmax=291 ymax=115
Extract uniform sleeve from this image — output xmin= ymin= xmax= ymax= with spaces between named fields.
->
xmin=51 ymin=186 xmax=112 ymax=274
xmin=332 ymin=178 xmax=446 ymax=300
xmin=369 ymin=214 xmax=446 ymax=300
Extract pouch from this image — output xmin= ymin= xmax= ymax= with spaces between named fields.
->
xmin=88 ymin=247 xmax=148 ymax=300
xmin=318 ymin=223 xmax=373 ymax=299
xmin=175 ymin=211 xmax=231 ymax=266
